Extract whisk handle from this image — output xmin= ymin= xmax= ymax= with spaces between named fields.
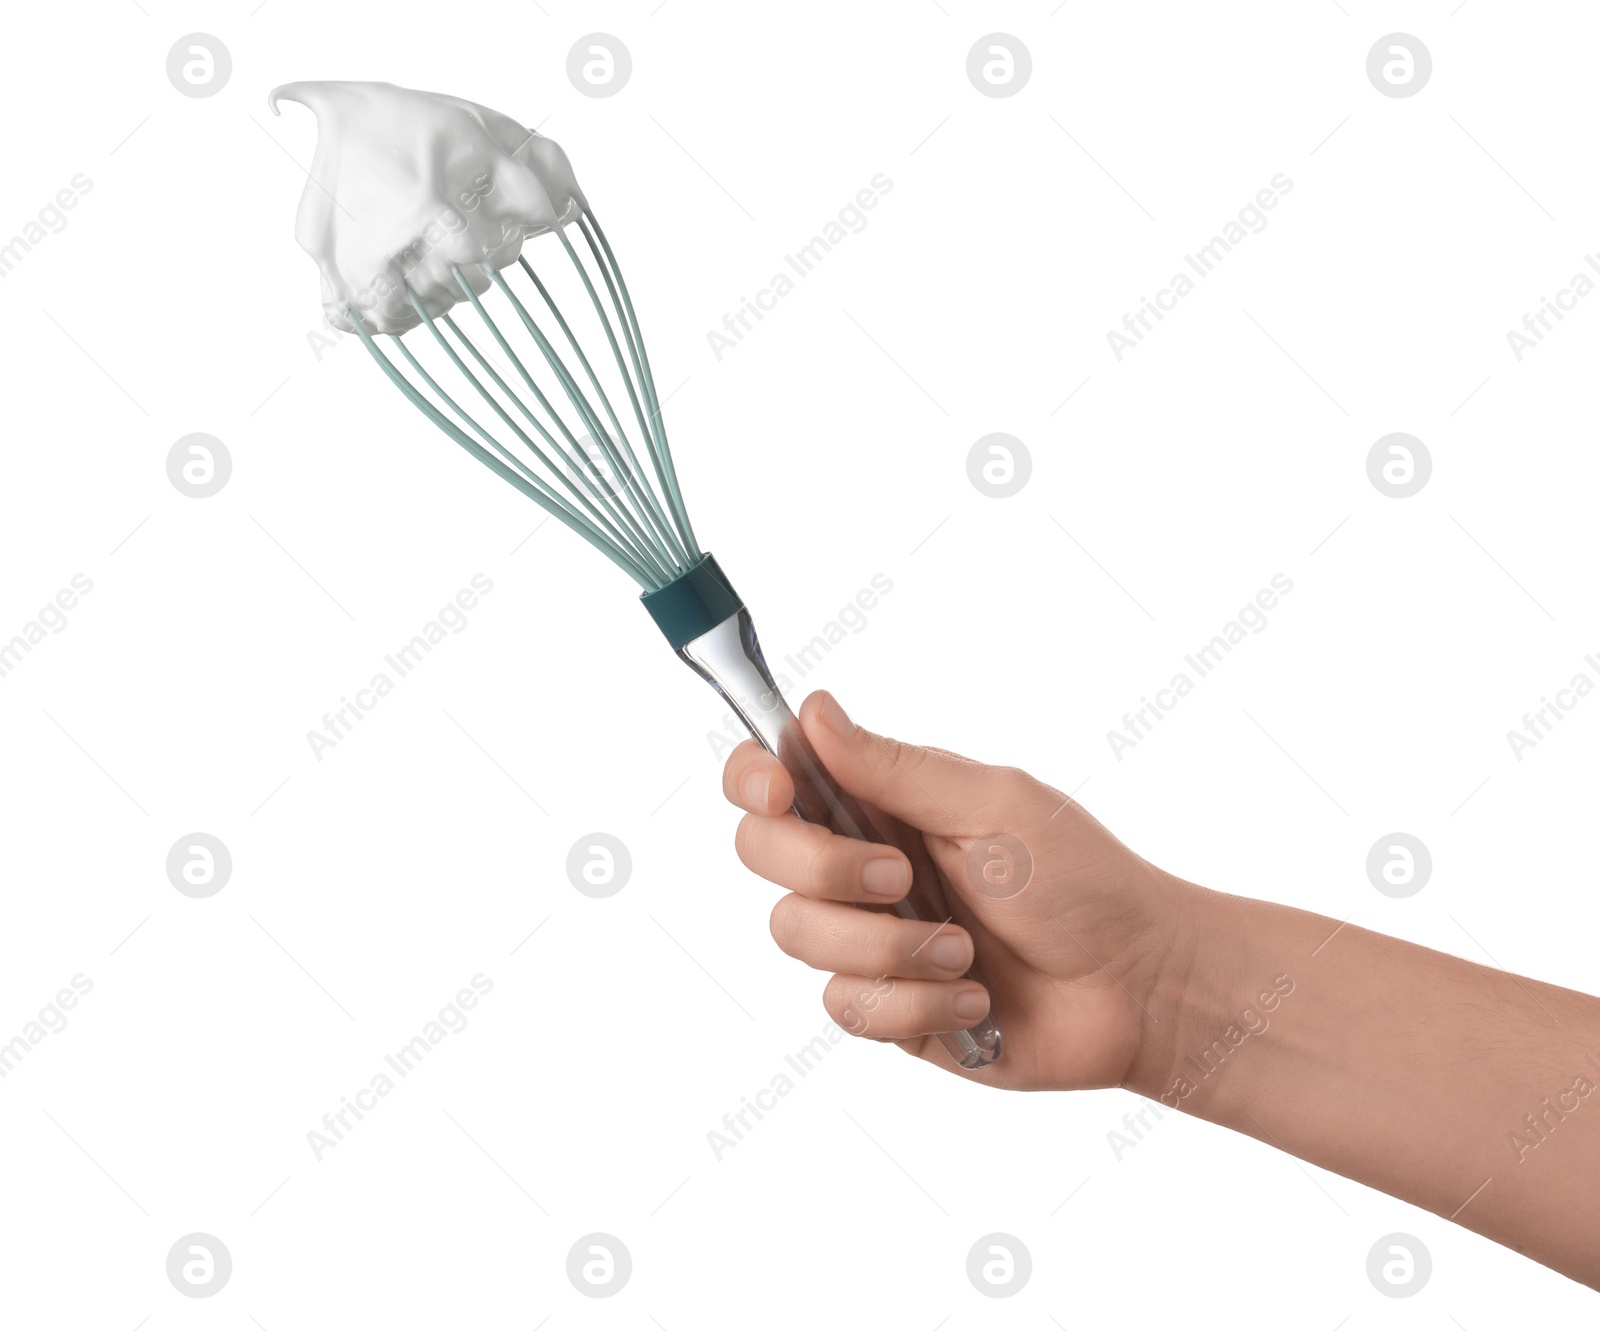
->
xmin=648 ymin=569 xmax=1001 ymax=1071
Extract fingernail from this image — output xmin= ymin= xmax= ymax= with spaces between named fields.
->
xmin=927 ymin=935 xmax=969 ymax=973
xmin=742 ymin=771 xmax=771 ymax=810
xmin=953 ymin=988 xmax=989 ymax=1021
xmin=819 ymin=694 xmax=856 ymax=738
xmin=860 ymin=855 xmax=909 ymax=899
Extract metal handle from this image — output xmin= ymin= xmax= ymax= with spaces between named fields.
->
xmin=678 ymin=608 xmax=1002 ymax=1070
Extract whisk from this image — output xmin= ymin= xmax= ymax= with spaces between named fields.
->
xmin=335 ymin=148 xmax=1001 ymax=1070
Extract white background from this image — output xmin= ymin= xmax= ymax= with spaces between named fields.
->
xmin=1 ymin=0 xmax=1596 ymax=1324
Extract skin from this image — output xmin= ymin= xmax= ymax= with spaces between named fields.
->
xmin=723 ymin=690 xmax=1600 ymax=1289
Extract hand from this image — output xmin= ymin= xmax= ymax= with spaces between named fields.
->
xmin=721 ymin=691 xmax=1194 ymax=1092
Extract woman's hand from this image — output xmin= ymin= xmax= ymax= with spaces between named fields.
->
xmin=722 ymin=690 xmax=1194 ymax=1092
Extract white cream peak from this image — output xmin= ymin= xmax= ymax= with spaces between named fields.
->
xmin=269 ymin=80 xmax=588 ymax=334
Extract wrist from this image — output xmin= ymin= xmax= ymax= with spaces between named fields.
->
xmin=1118 ymin=868 xmax=1207 ymax=1100
xmin=1123 ymin=879 xmax=1287 ymax=1107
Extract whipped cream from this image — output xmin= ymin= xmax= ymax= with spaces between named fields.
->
xmin=269 ymin=81 xmax=588 ymax=334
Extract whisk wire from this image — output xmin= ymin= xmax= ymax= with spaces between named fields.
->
xmin=348 ymin=210 xmax=698 ymax=592
xmin=504 ymin=258 xmax=688 ymax=571
xmin=398 ymin=299 xmax=671 ymax=584
xmin=537 ymin=237 xmax=689 ymax=562
xmin=489 ymin=267 xmax=689 ymax=574
xmin=395 ymin=324 xmax=667 ymax=585
xmin=584 ymin=214 xmax=700 ymax=556
xmin=572 ymin=221 xmax=686 ymax=548
xmin=346 ymin=315 xmax=658 ymax=587
xmin=446 ymin=276 xmax=676 ymax=583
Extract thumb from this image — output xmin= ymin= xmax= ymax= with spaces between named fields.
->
xmin=797 ymin=691 xmax=1039 ymax=837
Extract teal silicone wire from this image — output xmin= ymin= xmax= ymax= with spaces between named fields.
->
xmin=447 ymin=270 xmax=674 ymax=584
xmin=583 ymin=212 xmax=700 ymax=558
xmin=400 ymin=289 xmax=669 ymax=582
xmin=516 ymin=246 xmax=687 ymax=564
xmin=496 ymin=262 xmax=690 ymax=574
xmin=486 ymin=270 xmax=686 ymax=576
xmin=507 ymin=255 xmax=678 ymax=551
xmin=586 ymin=214 xmax=695 ymax=552
xmin=392 ymin=310 xmax=666 ymax=584
xmin=561 ymin=221 xmax=693 ymax=560
xmin=343 ymin=216 xmax=704 ymax=594
xmin=446 ymin=270 xmax=599 ymax=459
xmin=346 ymin=308 xmax=655 ymax=589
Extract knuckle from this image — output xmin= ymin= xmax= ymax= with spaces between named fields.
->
xmin=801 ymin=828 xmax=842 ymax=896
xmin=720 ymin=758 xmax=746 ymax=805
xmin=866 ymin=921 xmax=904 ymax=973
xmin=831 ymin=973 xmax=898 ymax=1037
xmin=995 ymin=763 xmax=1028 ymax=790
xmin=821 ymin=975 xmax=854 ymax=1024
xmin=875 ymin=733 xmax=915 ymax=775
xmin=997 ymin=764 xmax=1038 ymax=802
xmin=733 ymin=813 xmax=763 ymax=871
xmin=822 ymin=836 xmax=865 ymax=894
xmin=768 ymin=895 xmax=806 ymax=959
xmin=968 ymin=764 xmax=1040 ymax=826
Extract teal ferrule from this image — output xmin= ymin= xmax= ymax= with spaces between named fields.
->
xmin=641 ymin=553 xmax=744 ymax=649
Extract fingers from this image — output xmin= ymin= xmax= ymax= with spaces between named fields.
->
xmin=823 ymin=973 xmax=991 ymax=1041
xmin=770 ymin=895 xmax=973 ymax=980
xmin=721 ymin=711 xmax=998 ymax=1048
xmin=736 ymin=810 xmax=910 ymax=903
xmin=795 ymin=691 xmax=1047 ymax=836
xmin=723 ymin=736 xmax=913 ymax=903
xmin=721 ymin=739 xmax=792 ymax=816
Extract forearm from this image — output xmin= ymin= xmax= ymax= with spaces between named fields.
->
xmin=1128 ymin=880 xmax=1600 ymax=1286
